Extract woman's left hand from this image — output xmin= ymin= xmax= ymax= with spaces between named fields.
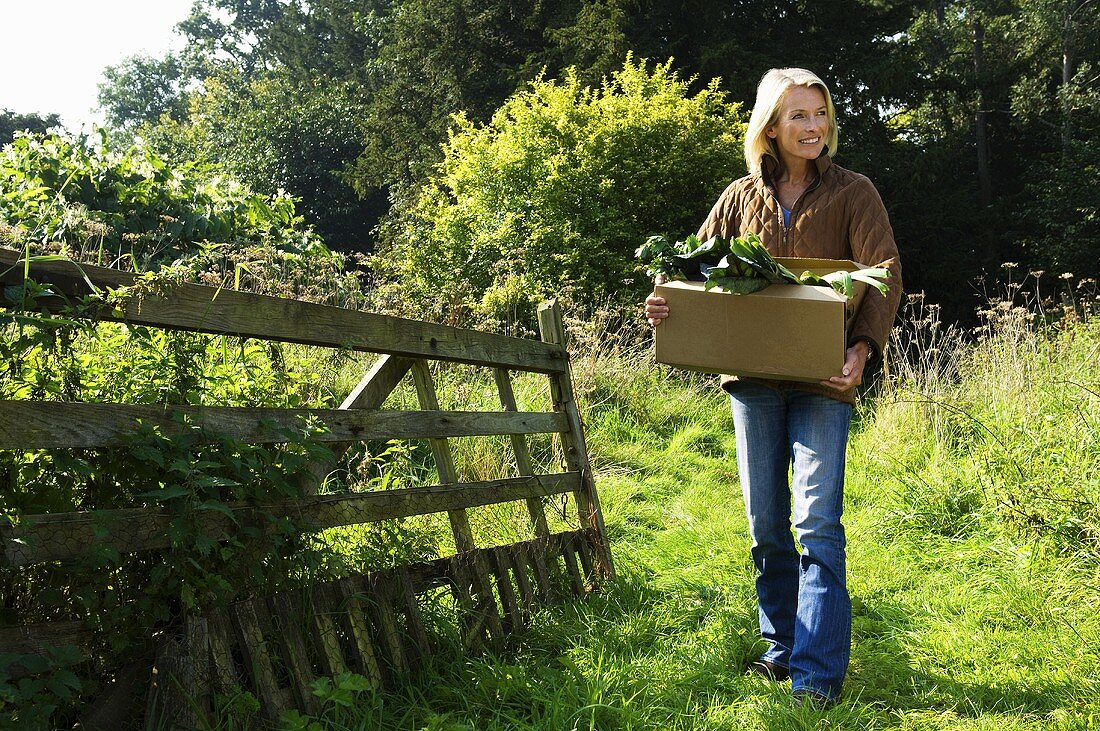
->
xmin=820 ymin=341 xmax=870 ymax=392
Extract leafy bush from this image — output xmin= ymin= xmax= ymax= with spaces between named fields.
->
xmin=372 ymin=56 xmax=746 ymax=324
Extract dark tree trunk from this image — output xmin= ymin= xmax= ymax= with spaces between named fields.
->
xmin=973 ymin=17 xmax=993 ymax=207
xmin=1062 ymin=2 xmax=1077 ymax=158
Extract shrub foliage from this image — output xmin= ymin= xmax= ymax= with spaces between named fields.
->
xmin=372 ymin=57 xmax=746 ymax=324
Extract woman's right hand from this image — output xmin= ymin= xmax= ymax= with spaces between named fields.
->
xmin=645 ymin=275 xmax=669 ymax=327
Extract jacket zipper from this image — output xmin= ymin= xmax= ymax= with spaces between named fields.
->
xmin=780 ymin=176 xmax=823 ymax=255
xmin=778 ymin=205 xmax=788 ymax=251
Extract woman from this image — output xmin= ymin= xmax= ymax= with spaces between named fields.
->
xmin=645 ymin=68 xmax=902 ymax=705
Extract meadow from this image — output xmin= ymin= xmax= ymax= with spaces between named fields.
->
xmin=254 ymin=278 xmax=1100 ymax=731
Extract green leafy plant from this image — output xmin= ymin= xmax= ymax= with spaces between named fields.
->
xmin=636 ymin=232 xmax=891 ymax=298
xmin=0 ymin=646 xmax=83 ymax=731
xmin=279 ymin=672 xmax=376 ymax=730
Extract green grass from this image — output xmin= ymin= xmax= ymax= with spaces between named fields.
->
xmin=236 ymin=305 xmax=1100 ymax=730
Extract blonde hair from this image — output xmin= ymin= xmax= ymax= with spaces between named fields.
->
xmin=744 ymin=68 xmax=838 ymax=175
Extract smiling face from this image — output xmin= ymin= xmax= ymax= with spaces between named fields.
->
xmin=766 ymin=85 xmax=830 ymax=170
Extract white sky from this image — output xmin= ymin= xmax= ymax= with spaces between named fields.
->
xmin=0 ymin=0 xmax=195 ymax=130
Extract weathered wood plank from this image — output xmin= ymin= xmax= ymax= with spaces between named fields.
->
xmin=506 ymin=544 xmax=537 ymax=618
xmin=0 ymin=248 xmax=566 ymax=373
xmin=270 ymin=593 xmax=321 ymax=715
xmin=206 ymin=609 xmax=241 ymax=691
xmin=148 ymin=622 xmax=204 ymax=730
xmin=468 ymin=557 xmax=505 ymax=653
xmin=574 ymin=529 xmax=595 ymax=585
xmin=232 ymin=598 xmax=288 ymax=719
xmin=331 ymin=578 xmax=383 ymax=685
xmin=340 ymin=355 xmax=416 ymax=412
xmin=494 ymin=368 xmax=550 ymax=538
xmin=185 ymin=617 xmax=212 ymax=724
xmin=310 ymin=584 xmax=349 ymax=677
xmin=445 ymin=555 xmax=482 ymax=650
xmin=146 ymin=635 xmax=178 ymax=730
xmin=489 ymin=546 xmax=523 ymax=633
xmin=525 ymin=539 xmax=555 ymax=603
xmin=0 ymin=620 xmax=93 ymax=656
xmin=323 ymin=576 xmax=385 ymax=685
xmin=410 ymin=360 xmax=475 ymax=553
xmin=0 ymin=400 xmax=567 ymax=450
xmin=395 ymin=567 xmax=430 ymax=662
xmin=559 ymin=535 xmax=586 ymax=597
xmin=514 ymin=540 xmax=550 ymax=604
xmin=1 ymin=472 xmax=581 ymax=566
xmin=364 ymin=572 xmax=408 ymax=675
xmin=537 ymin=300 xmax=615 ymax=580
xmin=401 ymin=555 xmax=453 ymax=594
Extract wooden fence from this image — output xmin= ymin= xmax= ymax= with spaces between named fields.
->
xmin=0 ymin=248 xmax=613 ymax=727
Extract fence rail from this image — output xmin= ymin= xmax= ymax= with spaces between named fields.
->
xmin=0 ymin=400 xmax=568 ymax=449
xmin=0 ymin=249 xmax=566 ymax=373
xmin=1 ymin=472 xmax=582 ymax=567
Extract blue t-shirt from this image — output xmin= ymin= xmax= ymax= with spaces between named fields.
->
xmin=781 ymin=204 xmax=792 ymax=228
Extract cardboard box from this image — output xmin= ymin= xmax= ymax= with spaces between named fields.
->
xmin=654 ymin=258 xmax=870 ymax=382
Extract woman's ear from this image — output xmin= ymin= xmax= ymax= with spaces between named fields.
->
xmin=766 ymin=127 xmax=777 ymax=138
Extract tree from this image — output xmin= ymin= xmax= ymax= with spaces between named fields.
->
xmin=176 ymin=0 xmax=291 ymax=75
xmin=1010 ymin=0 xmax=1100 ymax=278
xmin=371 ymin=58 xmax=746 ymax=324
xmin=98 ymin=54 xmax=189 ymax=129
xmin=144 ymin=70 xmax=382 ymax=252
xmin=886 ymin=0 xmax=1100 ymax=309
xmin=0 ymin=109 xmax=62 ymax=147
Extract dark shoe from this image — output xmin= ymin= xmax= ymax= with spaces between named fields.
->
xmin=746 ymin=658 xmax=790 ymax=681
xmin=793 ymin=688 xmax=835 ymax=708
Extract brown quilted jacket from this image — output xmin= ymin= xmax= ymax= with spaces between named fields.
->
xmin=695 ymin=153 xmax=903 ymax=403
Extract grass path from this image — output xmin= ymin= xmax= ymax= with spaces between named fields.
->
xmin=339 ymin=399 xmax=1098 ymax=730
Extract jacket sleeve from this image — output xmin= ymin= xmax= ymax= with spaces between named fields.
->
xmin=696 ymin=181 xmax=742 ymax=241
xmin=846 ymin=176 xmax=903 ymax=361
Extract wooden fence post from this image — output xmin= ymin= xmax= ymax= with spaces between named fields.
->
xmin=536 ymin=300 xmax=615 ymax=580
xmin=493 ymin=368 xmax=551 ymax=539
xmin=409 ymin=359 xmax=475 ymax=552
xmin=410 ymin=359 xmax=504 ymax=651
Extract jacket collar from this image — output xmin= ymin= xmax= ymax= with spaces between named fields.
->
xmin=759 ymin=147 xmax=833 ymax=186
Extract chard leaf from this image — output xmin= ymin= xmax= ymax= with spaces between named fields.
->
xmin=705 ymin=277 xmax=771 ymax=294
xmin=797 ymin=271 xmax=829 ymax=286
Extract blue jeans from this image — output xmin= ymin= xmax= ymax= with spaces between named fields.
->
xmin=728 ymin=382 xmax=853 ymax=700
